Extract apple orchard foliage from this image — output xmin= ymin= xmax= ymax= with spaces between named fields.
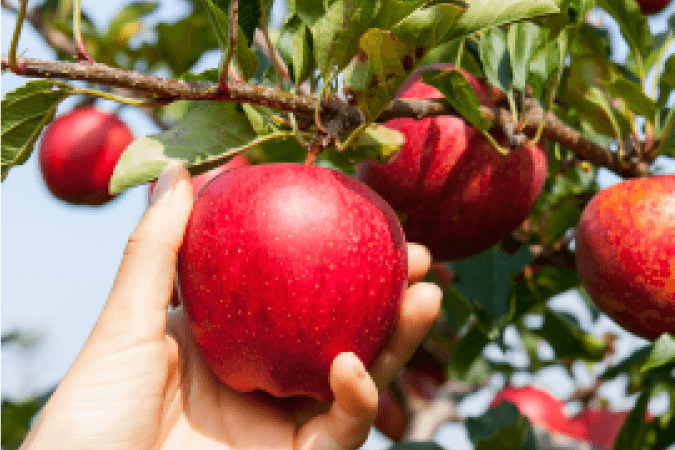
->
xmin=2 ymin=0 xmax=675 ymax=449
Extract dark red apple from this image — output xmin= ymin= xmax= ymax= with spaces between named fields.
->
xmin=636 ymin=0 xmax=671 ymax=15
xmin=569 ymin=408 xmax=626 ymax=450
xmin=375 ymin=387 xmax=410 ymax=442
xmin=490 ymin=385 xmax=570 ymax=434
xmin=178 ymin=163 xmax=408 ymax=402
xmin=38 ymin=107 xmax=134 ymax=205
xmin=575 ymin=175 xmax=675 ymax=341
xmin=357 ymin=65 xmax=547 ymax=261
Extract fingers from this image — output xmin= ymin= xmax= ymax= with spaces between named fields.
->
xmin=95 ymin=162 xmax=193 ymax=343
xmin=369 ymin=281 xmax=442 ymax=391
xmin=296 ymin=352 xmax=378 ymax=450
xmin=407 ymin=243 xmax=432 ymax=284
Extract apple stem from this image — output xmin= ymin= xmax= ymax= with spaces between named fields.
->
xmin=7 ymin=0 xmax=29 ymax=75
xmin=73 ymin=0 xmax=94 ymax=63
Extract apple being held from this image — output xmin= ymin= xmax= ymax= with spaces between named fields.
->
xmin=357 ymin=65 xmax=547 ymax=261
xmin=575 ymin=175 xmax=675 ymax=341
xmin=490 ymin=385 xmax=570 ymax=435
xmin=178 ymin=163 xmax=408 ymax=401
xmin=38 ymin=107 xmax=134 ymax=206
xmin=149 ymin=155 xmax=248 ymax=308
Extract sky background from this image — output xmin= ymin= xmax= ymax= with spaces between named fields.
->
xmin=2 ymin=1 xmax=675 ymax=449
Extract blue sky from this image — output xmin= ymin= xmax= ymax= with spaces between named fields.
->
xmin=2 ymin=1 xmax=674 ymax=449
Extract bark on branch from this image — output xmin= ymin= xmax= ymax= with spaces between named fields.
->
xmin=1 ymin=55 xmax=650 ymax=179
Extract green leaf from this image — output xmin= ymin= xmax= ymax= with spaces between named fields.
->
xmin=110 ymin=101 xmax=259 ymax=193
xmin=1 ymin=81 xmax=69 ymax=181
xmin=536 ymin=308 xmax=606 ymax=360
xmin=202 ymin=0 xmax=258 ymax=80
xmin=320 ymin=124 xmax=405 ymax=171
xmin=511 ymin=266 xmax=581 ymax=319
xmin=449 ymin=245 xmax=533 ymax=328
xmin=390 ymin=3 xmax=466 ymax=50
xmin=467 ymin=402 xmax=537 ymax=450
xmin=152 ymin=13 xmax=219 ymax=76
xmin=277 ymin=13 xmax=314 ymax=84
xmin=605 ymin=77 xmax=657 ymax=119
xmin=343 ymin=29 xmax=409 ymax=121
xmin=446 ymin=0 xmax=559 ymax=41
xmin=508 ymin=21 xmax=540 ymax=91
xmin=657 ymin=53 xmax=675 ymax=109
xmin=106 ymin=1 xmax=158 ymax=43
xmin=614 ymin=386 xmax=653 ymax=450
xmin=600 ymin=345 xmax=652 ymax=380
xmin=595 ymin=0 xmax=652 ymax=62
xmin=289 ymin=0 xmax=325 ymax=26
xmin=480 ymin=26 xmax=512 ymax=94
xmin=449 ymin=323 xmax=490 ymax=375
xmin=1 ymin=387 xmax=54 ymax=450
xmin=312 ymin=0 xmax=382 ymax=73
xmin=641 ymin=333 xmax=675 ymax=373
xmin=421 ymin=69 xmax=491 ymax=131
xmin=235 ymin=26 xmax=259 ymax=80
xmin=541 ymin=194 xmax=586 ymax=244
xmin=442 ymin=285 xmax=474 ymax=331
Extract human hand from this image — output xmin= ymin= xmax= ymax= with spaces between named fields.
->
xmin=21 ymin=162 xmax=442 ymax=450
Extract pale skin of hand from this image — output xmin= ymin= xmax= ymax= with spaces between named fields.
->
xmin=20 ymin=162 xmax=442 ymax=450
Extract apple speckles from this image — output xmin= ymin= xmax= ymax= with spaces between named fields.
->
xmin=576 ymin=175 xmax=675 ymax=340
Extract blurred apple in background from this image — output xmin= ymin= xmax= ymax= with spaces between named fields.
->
xmin=357 ymin=65 xmax=547 ymax=261
xmin=38 ymin=107 xmax=134 ymax=206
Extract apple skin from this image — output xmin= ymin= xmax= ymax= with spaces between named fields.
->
xmin=636 ymin=0 xmax=671 ymax=15
xmin=575 ymin=175 xmax=675 ymax=341
xmin=490 ymin=386 xmax=570 ymax=434
xmin=374 ymin=388 xmax=410 ymax=442
xmin=568 ymin=408 xmax=626 ymax=450
xmin=38 ymin=107 xmax=134 ymax=206
xmin=178 ymin=163 xmax=408 ymax=402
xmin=149 ymin=155 xmax=248 ymax=308
xmin=357 ymin=65 xmax=547 ymax=261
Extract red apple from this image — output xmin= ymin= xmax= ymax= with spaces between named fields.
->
xmin=570 ymin=408 xmax=627 ymax=450
xmin=38 ymin=107 xmax=134 ymax=205
xmin=149 ymin=156 xmax=248 ymax=309
xmin=178 ymin=163 xmax=408 ymax=401
xmin=375 ymin=388 xmax=410 ymax=442
xmin=357 ymin=65 xmax=547 ymax=261
xmin=636 ymin=0 xmax=671 ymax=15
xmin=490 ymin=385 xmax=570 ymax=434
xmin=575 ymin=175 xmax=675 ymax=341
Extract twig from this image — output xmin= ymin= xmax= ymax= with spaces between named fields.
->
xmin=0 ymin=55 xmax=653 ymax=179
xmin=220 ymin=0 xmax=238 ymax=91
xmin=73 ymin=0 xmax=93 ymax=62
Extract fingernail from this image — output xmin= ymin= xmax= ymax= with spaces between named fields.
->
xmin=151 ymin=161 xmax=182 ymax=206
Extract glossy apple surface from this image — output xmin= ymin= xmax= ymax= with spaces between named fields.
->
xmin=575 ymin=175 xmax=675 ymax=341
xmin=149 ymin=155 xmax=248 ymax=308
xmin=357 ymin=65 xmax=547 ymax=261
xmin=38 ymin=107 xmax=134 ymax=205
xmin=178 ymin=163 xmax=408 ymax=401
xmin=490 ymin=386 xmax=569 ymax=434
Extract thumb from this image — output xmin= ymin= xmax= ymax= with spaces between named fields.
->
xmin=94 ymin=161 xmax=193 ymax=346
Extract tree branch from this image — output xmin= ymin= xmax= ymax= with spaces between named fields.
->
xmin=1 ymin=55 xmax=651 ymax=178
